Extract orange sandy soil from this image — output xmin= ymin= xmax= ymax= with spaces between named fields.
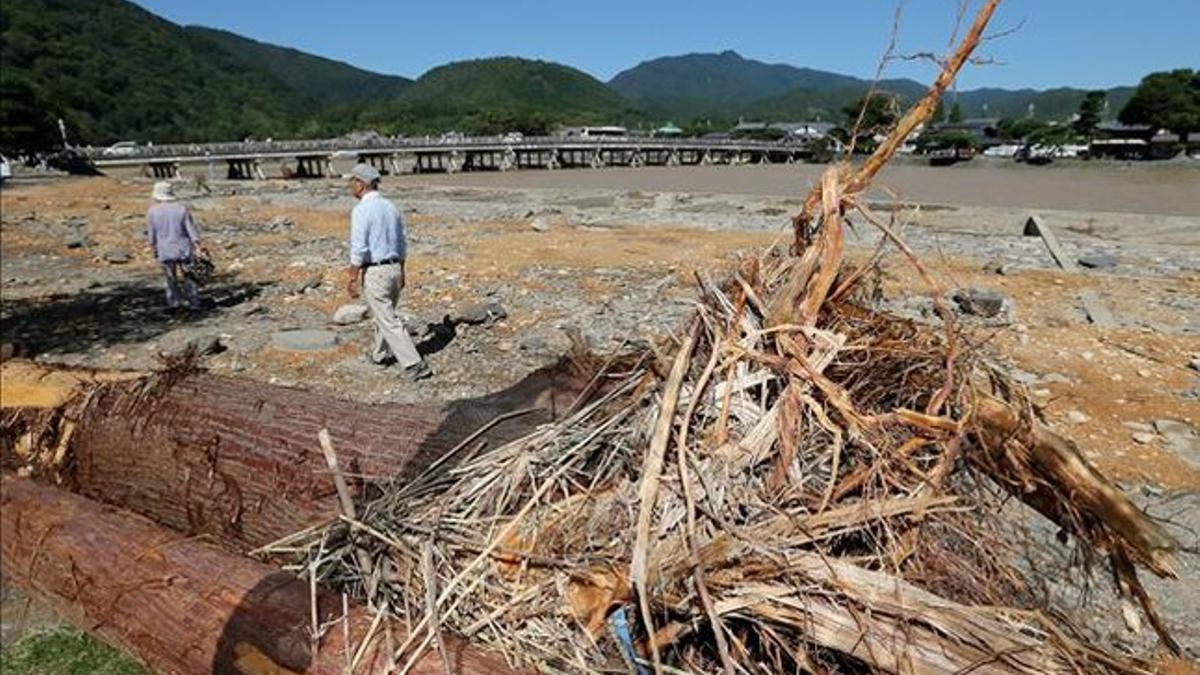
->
xmin=3 ymin=177 xmax=1197 ymax=489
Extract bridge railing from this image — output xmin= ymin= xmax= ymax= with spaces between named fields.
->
xmin=88 ymin=135 xmax=816 ymax=162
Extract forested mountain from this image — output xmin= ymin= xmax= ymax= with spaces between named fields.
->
xmin=0 ymin=0 xmax=302 ymax=145
xmin=343 ymin=57 xmax=638 ymax=136
xmin=185 ymin=26 xmax=412 ymax=106
xmin=608 ymin=50 xmax=893 ymax=113
xmin=612 ymin=50 xmax=1134 ymax=125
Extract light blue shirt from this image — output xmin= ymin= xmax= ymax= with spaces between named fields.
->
xmin=349 ymin=190 xmax=406 ymax=266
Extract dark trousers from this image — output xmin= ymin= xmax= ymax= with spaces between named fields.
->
xmin=161 ymin=260 xmax=200 ymax=309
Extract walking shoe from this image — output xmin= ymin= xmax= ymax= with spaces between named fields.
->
xmin=405 ymin=360 xmax=433 ymax=381
xmin=365 ymin=353 xmax=397 ymax=369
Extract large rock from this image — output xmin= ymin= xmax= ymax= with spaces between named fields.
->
xmin=271 ymin=329 xmax=340 ymax=352
xmin=65 ymin=229 xmax=91 ymax=249
xmin=103 ymin=249 xmax=131 ymax=264
xmin=452 ymin=302 xmax=507 ymax=326
xmin=1077 ymin=253 xmax=1117 ymax=270
xmin=1154 ymin=419 xmax=1200 ymax=467
xmin=951 ymin=287 xmax=1008 ymax=318
xmin=293 ymin=274 xmax=323 ymax=295
xmin=332 ymin=304 xmax=369 ymax=325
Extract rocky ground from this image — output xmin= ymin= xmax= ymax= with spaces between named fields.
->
xmin=2 ymin=172 xmax=1199 ymax=662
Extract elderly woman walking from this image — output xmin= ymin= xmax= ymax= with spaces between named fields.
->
xmin=146 ymin=181 xmax=204 ymax=312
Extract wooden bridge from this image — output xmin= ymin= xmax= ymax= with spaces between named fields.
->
xmin=89 ymin=136 xmax=821 ymax=180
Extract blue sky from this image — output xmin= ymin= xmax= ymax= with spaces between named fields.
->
xmin=133 ymin=0 xmax=1196 ymax=89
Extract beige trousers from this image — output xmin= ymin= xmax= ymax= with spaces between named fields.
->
xmin=362 ymin=263 xmax=422 ymax=368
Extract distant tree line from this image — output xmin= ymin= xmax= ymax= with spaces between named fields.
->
xmin=908 ymin=68 xmax=1199 ymax=153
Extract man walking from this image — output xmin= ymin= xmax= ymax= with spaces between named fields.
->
xmin=146 ymin=181 xmax=202 ymax=312
xmin=345 ymin=164 xmax=431 ymax=380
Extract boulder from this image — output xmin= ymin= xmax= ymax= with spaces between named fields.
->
xmin=65 ymin=230 xmax=90 ymax=249
xmin=294 ymin=274 xmax=323 ymax=294
xmin=103 ymin=249 xmax=131 ymax=264
xmin=1077 ymin=253 xmax=1117 ymax=270
xmin=452 ymin=302 xmax=508 ymax=326
xmin=950 ymin=287 xmax=1008 ymax=318
xmin=332 ymin=303 xmax=369 ymax=325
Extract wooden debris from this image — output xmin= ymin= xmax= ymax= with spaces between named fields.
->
xmin=1023 ymin=214 xmax=1076 ymax=270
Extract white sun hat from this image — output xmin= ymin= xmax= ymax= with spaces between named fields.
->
xmin=151 ymin=180 xmax=176 ymax=202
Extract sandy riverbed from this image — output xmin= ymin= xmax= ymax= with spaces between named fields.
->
xmin=398 ymin=158 xmax=1200 ymax=217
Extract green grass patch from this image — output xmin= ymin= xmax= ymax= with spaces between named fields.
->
xmin=0 ymin=627 xmax=145 ymax=675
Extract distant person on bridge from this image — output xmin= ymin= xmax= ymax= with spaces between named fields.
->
xmin=147 ymin=181 xmax=204 ymax=313
xmin=345 ymin=163 xmax=432 ymax=381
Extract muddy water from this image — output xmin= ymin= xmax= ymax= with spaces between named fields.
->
xmin=400 ymin=160 xmax=1200 ymax=217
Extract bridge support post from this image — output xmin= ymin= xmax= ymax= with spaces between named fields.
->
xmin=147 ymin=161 xmax=178 ymax=179
xmin=631 ymin=149 xmax=645 ymax=168
xmin=447 ymin=150 xmax=463 ymax=174
xmin=667 ymin=149 xmax=680 ymax=167
xmin=590 ymin=148 xmax=605 ymax=169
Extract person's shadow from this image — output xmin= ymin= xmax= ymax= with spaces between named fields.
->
xmin=0 ymin=275 xmax=266 ymax=358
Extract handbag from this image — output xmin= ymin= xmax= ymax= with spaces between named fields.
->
xmin=184 ymin=251 xmax=215 ymax=286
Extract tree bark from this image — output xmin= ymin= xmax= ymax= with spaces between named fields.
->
xmin=972 ymin=396 xmax=1177 ymax=577
xmin=0 ymin=476 xmax=517 ymax=675
xmin=3 ymin=362 xmax=587 ymax=551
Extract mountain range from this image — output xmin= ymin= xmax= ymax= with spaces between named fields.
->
xmin=0 ymin=0 xmax=1141 ymax=148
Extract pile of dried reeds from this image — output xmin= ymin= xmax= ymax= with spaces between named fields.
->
xmin=264 ymin=2 xmax=1180 ymax=672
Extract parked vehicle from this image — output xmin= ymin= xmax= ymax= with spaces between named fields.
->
xmin=983 ymin=144 xmax=1021 ymax=158
xmin=928 ymin=147 xmax=976 ymax=166
xmin=102 ymin=141 xmax=138 ymax=157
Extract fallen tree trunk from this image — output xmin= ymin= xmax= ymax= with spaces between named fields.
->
xmin=2 ymin=360 xmax=589 ymax=551
xmin=0 ymin=476 xmax=517 ymax=674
